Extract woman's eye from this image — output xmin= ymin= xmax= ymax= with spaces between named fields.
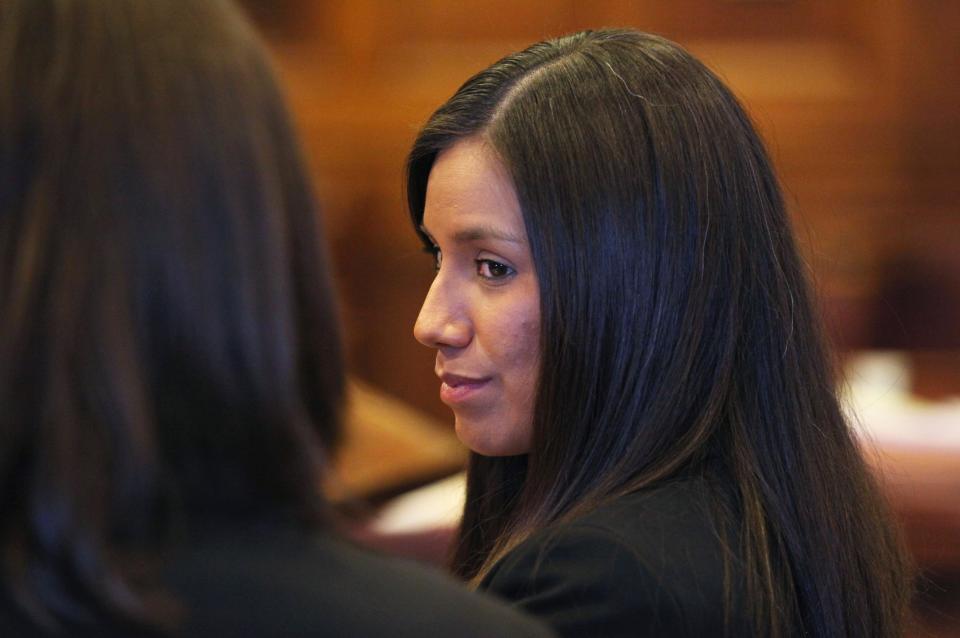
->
xmin=476 ymin=259 xmax=514 ymax=280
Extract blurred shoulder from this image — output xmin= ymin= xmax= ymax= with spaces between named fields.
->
xmin=0 ymin=523 xmax=554 ymax=638
xmin=165 ymin=523 xmax=555 ymax=638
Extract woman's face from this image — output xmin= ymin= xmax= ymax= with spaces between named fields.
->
xmin=414 ymin=137 xmax=540 ymax=457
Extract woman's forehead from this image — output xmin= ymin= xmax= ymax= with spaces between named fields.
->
xmin=422 ymin=138 xmax=525 ymax=239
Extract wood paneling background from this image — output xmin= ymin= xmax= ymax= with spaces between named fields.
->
xmin=240 ymin=0 xmax=960 ymax=421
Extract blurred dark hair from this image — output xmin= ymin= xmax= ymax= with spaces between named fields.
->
xmin=0 ymin=0 xmax=343 ymax=631
xmin=407 ymin=29 xmax=910 ymax=638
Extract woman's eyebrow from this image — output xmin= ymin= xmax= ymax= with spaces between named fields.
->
xmin=418 ymin=225 xmax=437 ymax=243
xmin=452 ymin=225 xmax=524 ymax=244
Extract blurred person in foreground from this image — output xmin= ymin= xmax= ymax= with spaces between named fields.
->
xmin=0 ymin=1 xmax=554 ymax=636
xmin=409 ymin=29 xmax=912 ymax=638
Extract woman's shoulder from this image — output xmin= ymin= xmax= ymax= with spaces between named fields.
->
xmin=496 ymin=477 xmax=732 ymax=580
xmin=481 ymin=477 xmax=747 ymax=637
xmin=569 ymin=475 xmax=727 ymax=546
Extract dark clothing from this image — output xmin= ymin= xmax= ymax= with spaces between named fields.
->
xmin=1 ymin=521 xmax=554 ymax=638
xmin=480 ymin=478 xmax=749 ymax=637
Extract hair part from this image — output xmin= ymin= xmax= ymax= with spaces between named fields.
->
xmin=407 ymin=29 xmax=911 ymax=638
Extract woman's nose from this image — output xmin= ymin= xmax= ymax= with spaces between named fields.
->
xmin=414 ymin=276 xmax=471 ymax=350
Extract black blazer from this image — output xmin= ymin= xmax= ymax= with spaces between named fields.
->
xmin=1 ymin=520 xmax=555 ymax=638
xmin=480 ymin=478 xmax=749 ymax=637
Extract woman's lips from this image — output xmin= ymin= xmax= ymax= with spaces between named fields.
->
xmin=438 ymin=373 xmax=491 ymax=405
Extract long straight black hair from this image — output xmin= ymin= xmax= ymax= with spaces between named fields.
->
xmin=407 ymin=29 xmax=910 ymax=638
xmin=0 ymin=0 xmax=343 ymax=632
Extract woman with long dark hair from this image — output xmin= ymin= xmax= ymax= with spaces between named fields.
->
xmin=409 ymin=29 xmax=912 ymax=637
xmin=0 ymin=1 xmax=554 ymax=636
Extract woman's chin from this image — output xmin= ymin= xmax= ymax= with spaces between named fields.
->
xmin=454 ymin=414 xmax=531 ymax=457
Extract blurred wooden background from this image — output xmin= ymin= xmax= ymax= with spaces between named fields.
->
xmin=240 ymin=0 xmax=959 ymax=423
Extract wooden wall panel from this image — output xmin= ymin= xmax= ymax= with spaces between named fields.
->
xmin=574 ymin=0 xmax=857 ymax=40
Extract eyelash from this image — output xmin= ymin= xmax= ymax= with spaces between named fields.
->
xmin=423 ymin=245 xmax=442 ymax=271
xmin=476 ymin=259 xmax=515 ymax=281
xmin=423 ymin=245 xmax=515 ymax=281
